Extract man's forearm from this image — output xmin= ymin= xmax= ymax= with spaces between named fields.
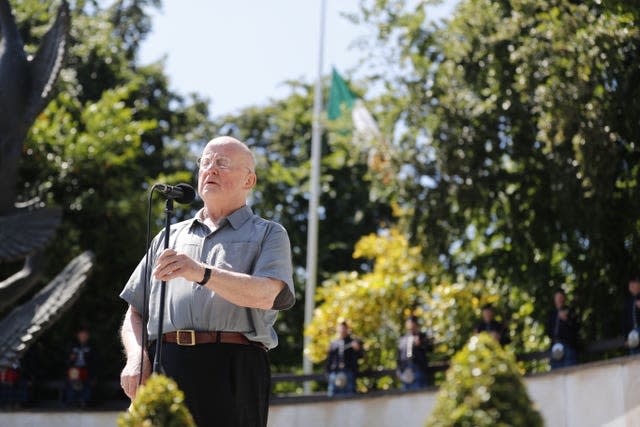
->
xmin=121 ymin=305 xmax=146 ymax=360
xmin=202 ymin=266 xmax=285 ymax=310
xmin=120 ymin=305 xmax=151 ymax=399
xmin=152 ymin=248 xmax=286 ymax=310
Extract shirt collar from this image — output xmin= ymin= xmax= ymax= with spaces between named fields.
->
xmin=193 ymin=205 xmax=253 ymax=230
xmin=226 ymin=205 xmax=253 ymax=229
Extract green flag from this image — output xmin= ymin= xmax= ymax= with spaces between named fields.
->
xmin=327 ymin=68 xmax=393 ymax=185
xmin=327 ymin=68 xmax=381 ymax=142
xmin=328 ymin=68 xmax=356 ymax=120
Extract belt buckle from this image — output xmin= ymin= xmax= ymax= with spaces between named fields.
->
xmin=176 ymin=329 xmax=196 ymax=346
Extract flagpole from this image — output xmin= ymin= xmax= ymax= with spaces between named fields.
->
xmin=303 ymin=0 xmax=326 ymax=392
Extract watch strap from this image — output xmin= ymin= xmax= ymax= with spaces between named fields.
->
xmin=197 ymin=267 xmax=211 ymax=285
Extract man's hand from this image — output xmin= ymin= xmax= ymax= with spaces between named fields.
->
xmin=152 ymin=249 xmax=285 ymax=309
xmin=153 ymin=249 xmax=205 ymax=283
xmin=120 ymin=353 xmax=151 ymax=400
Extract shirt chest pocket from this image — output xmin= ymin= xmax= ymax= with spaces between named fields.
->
xmin=209 ymin=242 xmax=260 ymax=274
xmin=176 ymin=235 xmax=204 ymax=262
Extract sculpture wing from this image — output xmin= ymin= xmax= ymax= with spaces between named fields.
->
xmin=0 ymin=251 xmax=94 ymax=368
xmin=0 ymin=0 xmax=24 ymax=50
xmin=24 ymin=0 xmax=70 ymax=125
xmin=0 ymin=207 xmax=62 ymax=262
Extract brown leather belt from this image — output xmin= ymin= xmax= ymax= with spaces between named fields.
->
xmin=162 ymin=330 xmax=266 ymax=351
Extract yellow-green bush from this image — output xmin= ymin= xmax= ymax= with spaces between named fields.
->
xmin=117 ymin=374 xmax=195 ymax=427
xmin=426 ymin=333 xmax=543 ymax=427
xmin=305 ymin=228 xmax=429 ymax=391
xmin=305 ymin=227 xmax=549 ymax=392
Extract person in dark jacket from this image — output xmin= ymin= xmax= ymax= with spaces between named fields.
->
xmin=325 ymin=320 xmax=363 ymax=396
xmin=397 ymin=315 xmax=433 ymax=390
xmin=65 ymin=326 xmax=95 ymax=407
xmin=474 ymin=304 xmax=510 ymax=346
xmin=624 ymin=277 xmax=640 ymax=355
xmin=546 ymin=290 xmax=579 ymax=369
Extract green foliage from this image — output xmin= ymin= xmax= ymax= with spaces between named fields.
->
xmin=426 ymin=333 xmax=544 ymax=427
xmin=354 ymin=0 xmax=640 ymax=342
xmin=117 ymin=374 xmax=195 ymax=427
xmin=306 ymin=228 xmax=428 ymax=391
xmin=424 ymin=278 xmax=549 ymax=373
xmin=306 ymin=228 xmax=549 ymax=391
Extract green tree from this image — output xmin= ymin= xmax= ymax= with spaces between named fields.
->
xmin=306 ymin=228 xmax=548 ymax=392
xmin=353 ymin=0 xmax=640 ymax=341
xmin=4 ymin=0 xmax=212 ymax=384
xmin=306 ymin=228 xmax=429 ymax=391
xmin=426 ymin=333 xmax=544 ymax=427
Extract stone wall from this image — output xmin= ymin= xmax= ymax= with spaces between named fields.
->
xmin=2 ymin=355 xmax=639 ymax=427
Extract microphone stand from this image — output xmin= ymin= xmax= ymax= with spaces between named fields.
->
xmin=153 ymin=197 xmax=174 ymax=374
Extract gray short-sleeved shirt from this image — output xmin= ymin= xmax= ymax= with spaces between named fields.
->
xmin=119 ymin=205 xmax=295 ymax=350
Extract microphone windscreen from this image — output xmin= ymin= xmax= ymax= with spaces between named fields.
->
xmin=175 ymin=183 xmax=196 ymax=204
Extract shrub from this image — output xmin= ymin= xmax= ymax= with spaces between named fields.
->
xmin=117 ymin=374 xmax=195 ymax=427
xmin=426 ymin=333 xmax=544 ymax=427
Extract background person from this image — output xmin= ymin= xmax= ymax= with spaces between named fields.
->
xmin=65 ymin=326 xmax=95 ymax=407
xmin=325 ymin=320 xmax=363 ymax=397
xmin=624 ymin=277 xmax=640 ymax=355
xmin=546 ymin=291 xmax=579 ymax=369
xmin=396 ymin=315 xmax=433 ymax=390
xmin=474 ymin=304 xmax=510 ymax=346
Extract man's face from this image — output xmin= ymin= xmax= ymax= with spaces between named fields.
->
xmin=629 ymin=280 xmax=640 ymax=296
xmin=405 ymin=319 xmax=418 ymax=334
xmin=77 ymin=330 xmax=89 ymax=344
xmin=554 ymin=292 xmax=566 ymax=309
xmin=337 ymin=323 xmax=348 ymax=338
xmin=198 ymin=140 xmax=255 ymax=204
xmin=481 ymin=308 xmax=494 ymax=323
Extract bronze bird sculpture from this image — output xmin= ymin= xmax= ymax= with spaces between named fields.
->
xmin=0 ymin=0 xmax=94 ymax=369
xmin=0 ymin=0 xmax=69 ymax=213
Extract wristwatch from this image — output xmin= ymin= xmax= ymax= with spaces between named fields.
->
xmin=197 ymin=266 xmax=212 ymax=285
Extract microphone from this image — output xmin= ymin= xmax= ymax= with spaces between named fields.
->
xmin=153 ymin=183 xmax=196 ymax=204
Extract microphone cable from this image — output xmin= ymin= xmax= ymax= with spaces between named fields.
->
xmin=136 ymin=182 xmax=194 ymax=386
xmin=137 ymin=185 xmax=157 ymax=387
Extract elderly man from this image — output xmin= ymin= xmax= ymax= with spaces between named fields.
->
xmin=119 ymin=137 xmax=295 ymax=427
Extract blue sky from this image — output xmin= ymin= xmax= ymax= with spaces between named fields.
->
xmin=138 ymin=1 xmax=458 ymax=118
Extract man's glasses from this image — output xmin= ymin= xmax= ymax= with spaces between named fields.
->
xmin=196 ymin=155 xmax=253 ymax=173
xmin=197 ymin=156 xmax=232 ymax=171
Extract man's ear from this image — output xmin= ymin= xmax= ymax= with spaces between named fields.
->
xmin=244 ymin=172 xmax=257 ymax=189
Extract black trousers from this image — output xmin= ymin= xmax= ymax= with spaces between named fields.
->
xmin=150 ymin=342 xmax=271 ymax=427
